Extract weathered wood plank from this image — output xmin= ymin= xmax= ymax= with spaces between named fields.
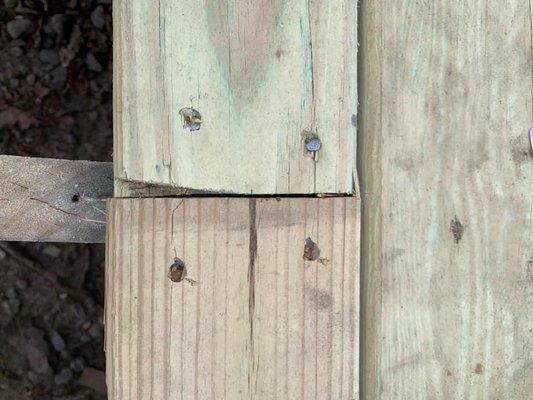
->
xmin=105 ymin=197 xmax=360 ymax=399
xmin=113 ymin=0 xmax=357 ymax=195
xmin=359 ymin=0 xmax=532 ymax=398
xmin=0 ymin=155 xmax=112 ymax=243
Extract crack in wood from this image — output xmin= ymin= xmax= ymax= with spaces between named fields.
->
xmin=248 ymin=198 xmax=257 ymax=393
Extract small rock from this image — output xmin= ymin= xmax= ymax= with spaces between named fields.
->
xmin=0 ymin=110 xmax=15 ymax=129
xmin=49 ymin=330 xmax=66 ymax=352
xmin=42 ymin=244 xmax=61 ymax=258
xmin=59 ymin=293 xmax=68 ymax=300
xmin=15 ymin=280 xmax=28 ymax=291
xmin=48 ymin=66 xmax=67 ymax=86
xmin=78 ymin=333 xmax=91 ymax=344
xmin=26 ymin=344 xmax=52 ymax=376
xmin=71 ymin=304 xmax=87 ymax=327
xmin=69 ymin=357 xmax=85 ymax=373
xmin=27 ymin=371 xmax=40 ymax=384
xmin=0 ymin=301 xmax=14 ymax=320
xmin=46 ymin=14 xmax=67 ymax=36
xmin=5 ymin=287 xmax=17 ymax=299
xmin=7 ymin=299 xmax=20 ymax=315
xmin=90 ymin=5 xmax=106 ymax=29
xmin=87 ymin=323 xmax=103 ymax=340
xmin=9 ymin=46 xmax=23 ymax=58
xmin=85 ymin=52 xmax=102 ymax=72
xmin=6 ymin=19 xmax=34 ymax=39
xmin=88 ymin=110 xmax=98 ymax=121
xmin=59 ymin=350 xmax=71 ymax=360
xmin=54 ymin=367 xmax=73 ymax=386
xmin=9 ymin=78 xmax=19 ymax=89
xmin=39 ymin=49 xmax=59 ymax=66
xmin=26 ymin=74 xmax=35 ymax=85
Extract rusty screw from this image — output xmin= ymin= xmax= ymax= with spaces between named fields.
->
xmin=168 ymin=257 xmax=197 ymax=285
xmin=168 ymin=257 xmax=186 ymax=282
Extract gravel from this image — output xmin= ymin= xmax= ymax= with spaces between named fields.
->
xmin=50 ymin=330 xmax=67 ymax=352
xmin=85 ymin=52 xmax=102 ymax=72
xmin=54 ymin=367 xmax=74 ymax=386
xmin=0 ymin=0 xmax=111 ymax=398
xmin=6 ymin=18 xmax=34 ymax=39
xmin=90 ymin=6 xmax=106 ymax=29
xmin=39 ymin=49 xmax=60 ymax=66
xmin=42 ymin=244 xmax=62 ymax=258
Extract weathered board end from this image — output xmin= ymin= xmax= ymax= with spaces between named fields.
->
xmin=114 ymin=0 xmax=357 ymax=196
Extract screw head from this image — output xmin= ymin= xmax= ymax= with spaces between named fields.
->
xmin=179 ymin=107 xmax=202 ymax=132
xmin=305 ymin=137 xmax=322 ymax=152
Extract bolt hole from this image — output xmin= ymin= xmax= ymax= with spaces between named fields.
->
xmin=71 ymin=194 xmax=80 ymax=203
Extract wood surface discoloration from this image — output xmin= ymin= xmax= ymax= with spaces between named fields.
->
xmin=359 ymin=0 xmax=532 ymax=398
xmin=105 ymin=197 xmax=359 ymax=399
xmin=0 ymin=155 xmax=112 ymax=243
xmin=113 ymin=0 xmax=357 ymax=195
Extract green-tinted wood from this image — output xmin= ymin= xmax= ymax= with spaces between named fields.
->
xmin=114 ymin=0 xmax=357 ymax=195
xmin=360 ymin=0 xmax=532 ymax=398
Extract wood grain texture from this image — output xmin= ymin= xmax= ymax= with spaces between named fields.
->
xmin=113 ymin=0 xmax=357 ymax=195
xmin=0 ymin=155 xmax=112 ymax=243
xmin=105 ymin=197 xmax=359 ymax=399
xmin=359 ymin=0 xmax=532 ymax=398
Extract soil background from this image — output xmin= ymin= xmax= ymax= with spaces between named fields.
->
xmin=0 ymin=0 xmax=112 ymax=399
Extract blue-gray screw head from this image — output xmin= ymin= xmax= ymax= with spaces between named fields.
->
xmin=305 ymin=137 xmax=322 ymax=152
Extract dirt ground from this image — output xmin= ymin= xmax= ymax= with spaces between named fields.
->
xmin=0 ymin=0 xmax=112 ymax=399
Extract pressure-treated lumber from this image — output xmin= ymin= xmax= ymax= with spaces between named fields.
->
xmin=359 ymin=0 xmax=532 ymax=398
xmin=105 ymin=197 xmax=359 ymax=399
xmin=113 ymin=0 xmax=357 ymax=196
xmin=0 ymin=155 xmax=112 ymax=243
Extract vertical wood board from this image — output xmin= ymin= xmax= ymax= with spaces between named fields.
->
xmin=105 ymin=197 xmax=359 ymax=399
xmin=359 ymin=0 xmax=532 ymax=398
xmin=113 ymin=1 xmax=357 ymax=195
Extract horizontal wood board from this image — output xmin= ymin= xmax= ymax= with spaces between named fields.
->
xmin=0 ymin=155 xmax=112 ymax=243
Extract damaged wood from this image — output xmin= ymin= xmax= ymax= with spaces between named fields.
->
xmin=105 ymin=196 xmax=360 ymax=399
xmin=0 ymin=155 xmax=113 ymax=243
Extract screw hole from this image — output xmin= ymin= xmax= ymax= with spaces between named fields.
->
xmin=71 ymin=194 xmax=80 ymax=203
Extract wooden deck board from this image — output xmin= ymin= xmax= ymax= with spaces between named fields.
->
xmin=113 ymin=0 xmax=357 ymax=195
xmin=105 ymin=197 xmax=360 ymax=399
xmin=359 ymin=0 xmax=532 ymax=398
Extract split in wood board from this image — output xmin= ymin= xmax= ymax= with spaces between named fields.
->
xmin=105 ymin=197 xmax=360 ymax=399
